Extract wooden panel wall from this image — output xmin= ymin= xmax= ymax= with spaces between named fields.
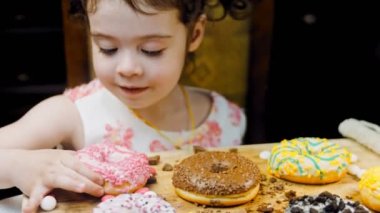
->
xmin=61 ymin=0 xmax=90 ymax=87
xmin=245 ymin=0 xmax=274 ymax=143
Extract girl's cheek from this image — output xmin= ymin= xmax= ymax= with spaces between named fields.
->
xmin=94 ymin=59 xmax=114 ymax=75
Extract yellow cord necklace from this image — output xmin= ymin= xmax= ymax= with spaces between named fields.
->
xmin=130 ymin=85 xmax=196 ymax=149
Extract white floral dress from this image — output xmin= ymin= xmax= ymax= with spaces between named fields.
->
xmin=64 ymin=79 xmax=246 ymax=153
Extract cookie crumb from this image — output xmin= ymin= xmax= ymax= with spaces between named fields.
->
xmin=285 ymin=190 xmax=297 ymax=200
xmin=257 ymin=203 xmax=274 ymax=213
xmin=269 ymin=177 xmax=277 ymax=183
xmin=146 ymin=176 xmax=157 ymax=184
xmin=162 ymin=163 xmax=173 ymax=171
xmin=193 ymin=145 xmax=207 ymax=153
xmin=345 ymin=195 xmax=353 ymax=199
xmin=229 ymin=148 xmax=238 ymax=153
xmin=148 ymin=155 xmax=160 ymax=165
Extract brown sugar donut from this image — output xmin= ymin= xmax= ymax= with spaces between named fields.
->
xmin=172 ymin=151 xmax=261 ymax=206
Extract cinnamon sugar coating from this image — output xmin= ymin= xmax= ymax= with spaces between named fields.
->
xmin=172 ymin=151 xmax=261 ymax=195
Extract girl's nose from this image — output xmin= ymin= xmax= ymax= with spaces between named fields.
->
xmin=116 ymin=54 xmax=143 ymax=77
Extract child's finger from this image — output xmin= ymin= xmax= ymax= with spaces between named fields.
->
xmin=45 ymin=170 xmax=104 ymax=197
xmin=62 ymin=153 xmax=104 ymax=185
xmin=22 ymin=185 xmax=48 ymax=213
xmin=21 ymin=196 xmax=29 ymax=212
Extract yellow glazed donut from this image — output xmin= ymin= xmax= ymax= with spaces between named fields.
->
xmin=359 ymin=166 xmax=380 ymax=212
xmin=268 ymin=137 xmax=351 ymax=184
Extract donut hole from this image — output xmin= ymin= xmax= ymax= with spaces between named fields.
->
xmin=210 ymin=162 xmax=230 ymax=173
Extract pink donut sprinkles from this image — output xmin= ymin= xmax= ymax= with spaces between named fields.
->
xmin=77 ymin=143 xmax=156 ymax=195
xmin=93 ymin=191 xmax=176 ymax=213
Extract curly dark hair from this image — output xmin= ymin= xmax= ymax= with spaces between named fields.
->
xmin=69 ymin=0 xmax=253 ymax=25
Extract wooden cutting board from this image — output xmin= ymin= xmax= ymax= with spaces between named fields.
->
xmin=46 ymin=139 xmax=380 ymax=213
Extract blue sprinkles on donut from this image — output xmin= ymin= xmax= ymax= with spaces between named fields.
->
xmin=268 ymin=137 xmax=352 ymax=184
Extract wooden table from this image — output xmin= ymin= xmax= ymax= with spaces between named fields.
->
xmin=48 ymin=139 xmax=380 ymax=213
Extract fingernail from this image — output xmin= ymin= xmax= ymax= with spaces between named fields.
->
xmin=98 ymin=187 xmax=104 ymax=195
xmin=97 ymin=178 xmax=104 ymax=185
xmin=101 ymin=195 xmax=114 ymax=202
xmin=94 ymin=188 xmax=104 ymax=197
xmin=77 ymin=183 xmax=85 ymax=191
xmin=22 ymin=205 xmax=33 ymax=213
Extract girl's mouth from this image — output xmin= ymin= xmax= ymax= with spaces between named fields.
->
xmin=120 ymin=86 xmax=149 ymax=96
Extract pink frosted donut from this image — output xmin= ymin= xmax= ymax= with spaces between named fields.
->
xmin=76 ymin=143 xmax=156 ymax=195
xmin=93 ymin=191 xmax=176 ymax=213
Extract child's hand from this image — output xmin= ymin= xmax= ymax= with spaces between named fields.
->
xmin=10 ymin=149 xmax=104 ymax=213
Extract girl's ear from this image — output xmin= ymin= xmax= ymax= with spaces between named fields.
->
xmin=188 ymin=14 xmax=207 ymax=52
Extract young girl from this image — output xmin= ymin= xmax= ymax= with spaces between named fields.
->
xmin=0 ymin=0 xmax=247 ymax=212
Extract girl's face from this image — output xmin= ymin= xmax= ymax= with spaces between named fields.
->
xmin=88 ymin=0 xmax=203 ymax=109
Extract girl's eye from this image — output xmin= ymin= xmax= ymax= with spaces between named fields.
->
xmin=99 ymin=48 xmax=117 ymax=55
xmin=141 ymin=49 xmax=164 ymax=57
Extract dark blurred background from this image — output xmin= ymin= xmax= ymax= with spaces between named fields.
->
xmin=263 ymin=1 xmax=380 ymax=142
xmin=1 ymin=0 xmax=67 ymax=199
xmin=0 ymin=0 xmax=66 ymax=127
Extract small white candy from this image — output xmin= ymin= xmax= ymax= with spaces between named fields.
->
xmin=350 ymin=154 xmax=358 ymax=163
xmin=144 ymin=191 xmax=157 ymax=197
xmin=40 ymin=195 xmax=57 ymax=211
xmin=357 ymin=168 xmax=366 ymax=179
xmin=348 ymin=165 xmax=367 ymax=179
xmin=348 ymin=164 xmax=360 ymax=175
xmin=259 ymin=151 xmax=271 ymax=159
